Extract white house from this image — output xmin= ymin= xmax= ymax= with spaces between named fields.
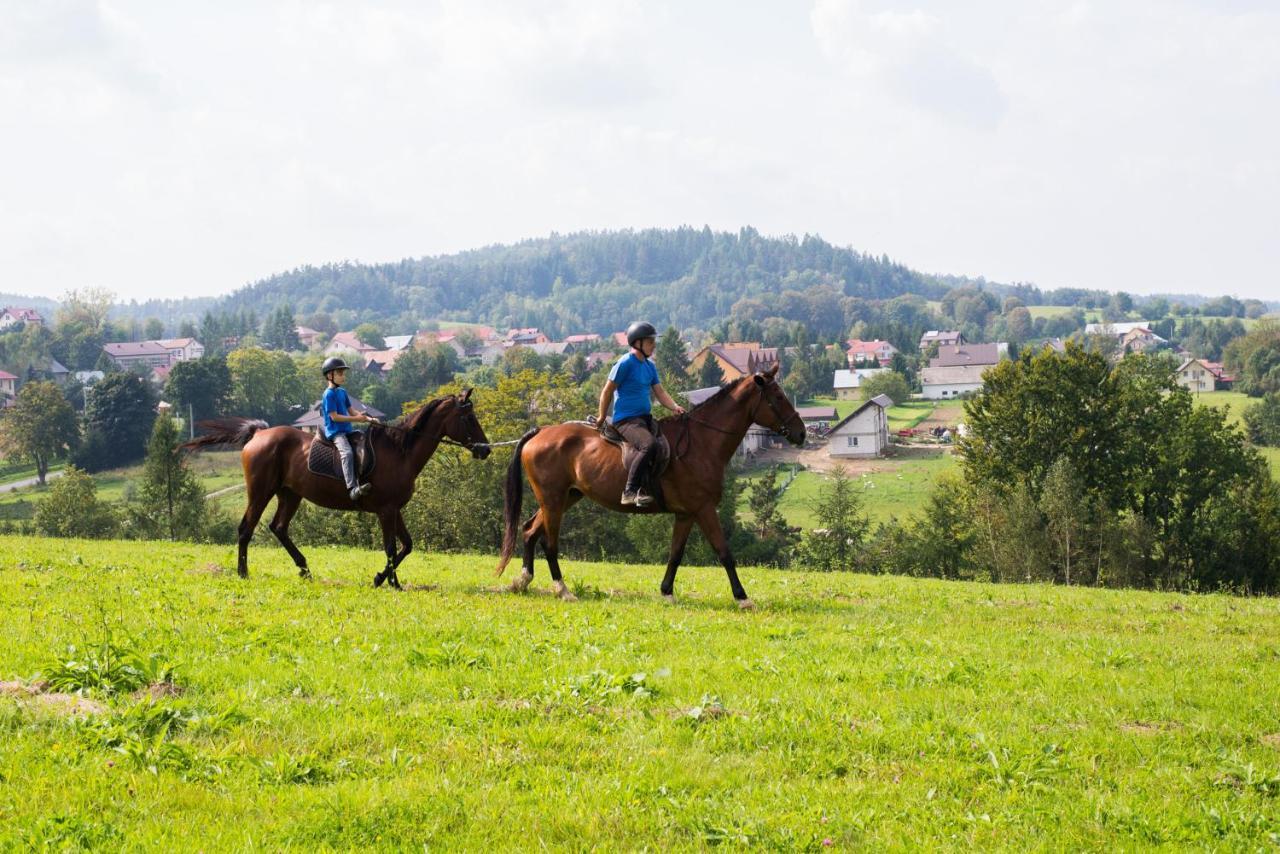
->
xmin=1084 ymin=320 xmax=1152 ymax=337
xmin=828 ymin=394 xmax=893 ymax=458
xmin=921 ymin=364 xmax=986 ymax=399
xmin=832 ymin=368 xmax=887 ymax=400
xmin=157 ymin=337 xmax=205 ymax=362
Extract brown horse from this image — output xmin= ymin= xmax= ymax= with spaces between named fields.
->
xmin=183 ymin=390 xmax=490 ymax=589
xmin=495 ymin=364 xmax=805 ymax=608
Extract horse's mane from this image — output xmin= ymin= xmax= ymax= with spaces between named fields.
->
xmin=658 ymin=377 xmax=748 ymax=424
xmin=375 ymin=396 xmax=447 ymax=453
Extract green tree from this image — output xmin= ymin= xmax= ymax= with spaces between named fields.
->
xmin=695 ymin=353 xmax=725 ymax=388
xmin=1243 ymin=393 xmax=1280 ymax=446
xmin=654 ymin=327 xmax=691 ymax=393
xmin=353 ymin=322 xmax=385 ymax=350
xmin=1006 ymin=306 xmax=1033 ymax=341
xmin=860 ymin=370 xmax=911 ymax=405
xmin=164 ymin=357 xmax=232 ymax=423
xmin=1039 ymin=457 xmax=1088 ymax=585
xmin=0 ymin=381 xmax=79 ymax=484
xmin=134 ymin=414 xmax=207 ymax=541
xmin=796 ymin=468 xmax=868 ymax=571
xmin=261 ymin=304 xmax=301 ymax=351
xmin=143 ymin=318 xmax=165 ymax=340
xmin=226 ymin=347 xmax=307 ymax=423
xmin=74 ymin=372 xmax=158 ymax=472
xmin=33 ymin=467 xmax=116 ymax=538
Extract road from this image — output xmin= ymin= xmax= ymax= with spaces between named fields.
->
xmin=0 ymin=470 xmax=65 ymax=494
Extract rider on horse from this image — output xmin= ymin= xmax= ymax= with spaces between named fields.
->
xmin=321 ymin=356 xmax=375 ymax=501
xmin=596 ymin=321 xmax=686 ymax=507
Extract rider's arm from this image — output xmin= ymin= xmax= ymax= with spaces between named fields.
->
xmin=652 ymin=384 xmax=686 ymax=415
xmin=329 ymin=412 xmax=370 ymax=423
xmin=597 ymin=380 xmax=617 ymax=423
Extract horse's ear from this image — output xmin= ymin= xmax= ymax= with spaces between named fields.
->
xmin=461 ymin=387 xmax=473 ymax=401
xmin=765 ymin=363 xmax=779 ymax=379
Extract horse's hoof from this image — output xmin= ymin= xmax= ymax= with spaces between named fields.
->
xmin=509 ymin=569 xmax=534 ymax=594
xmin=737 ymin=598 xmax=756 ymax=611
xmin=553 ymin=581 xmax=578 ymax=602
xmin=373 ymin=572 xmax=385 ymax=588
xmin=298 ymin=568 xmax=311 ymax=581
xmin=662 ymin=593 xmax=676 ymax=604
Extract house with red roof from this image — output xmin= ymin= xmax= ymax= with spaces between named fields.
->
xmin=845 ymin=339 xmax=898 ymax=367
xmin=0 ymin=370 xmax=17 ymax=399
xmin=0 ymin=308 xmax=44 ymax=330
xmin=1176 ymin=358 xmax=1235 ymax=392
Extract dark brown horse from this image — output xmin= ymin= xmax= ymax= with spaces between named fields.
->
xmin=183 ymin=390 xmax=490 ymax=589
xmin=495 ymin=364 xmax=805 ymax=608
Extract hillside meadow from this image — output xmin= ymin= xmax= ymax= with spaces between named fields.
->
xmin=2 ymin=537 xmax=1280 ymax=849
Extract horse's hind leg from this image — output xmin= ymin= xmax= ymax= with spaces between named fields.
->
xmin=236 ymin=488 xmax=274 ymax=579
xmin=509 ymin=510 xmax=541 ymax=593
xmin=268 ymin=488 xmax=309 ymax=579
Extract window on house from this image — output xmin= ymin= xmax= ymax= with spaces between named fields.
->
xmin=847 ymin=436 xmax=858 ymax=447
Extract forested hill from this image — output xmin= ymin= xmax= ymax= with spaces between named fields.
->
xmin=214 ymin=227 xmax=981 ymax=337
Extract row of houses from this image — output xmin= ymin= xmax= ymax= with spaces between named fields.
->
xmin=319 ymin=326 xmax=631 ymax=375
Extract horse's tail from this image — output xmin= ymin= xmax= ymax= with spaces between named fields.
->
xmin=180 ymin=417 xmax=270 ymax=453
xmin=495 ymin=427 xmax=540 ymax=576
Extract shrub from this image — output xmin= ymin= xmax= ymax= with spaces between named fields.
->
xmin=32 ymin=467 xmax=116 ymax=539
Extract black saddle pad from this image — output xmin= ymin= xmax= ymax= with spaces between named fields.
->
xmin=308 ymin=432 xmax=376 ymax=482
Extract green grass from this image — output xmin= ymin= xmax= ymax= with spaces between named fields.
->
xmin=2 ymin=537 xmax=1280 ymax=848
xmin=0 ymin=452 xmax=243 ymax=521
xmin=742 ymin=455 xmax=959 ymax=529
xmin=1024 ymin=305 xmax=1103 ymax=322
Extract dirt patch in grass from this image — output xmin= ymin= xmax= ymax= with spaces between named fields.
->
xmin=187 ymin=562 xmax=228 ymax=576
xmin=132 ymin=681 xmax=183 ymax=701
xmin=1261 ymin=733 xmax=1280 ymax=749
xmin=1120 ymin=721 xmax=1181 ymax=734
xmin=1 ymin=680 xmax=106 ymax=716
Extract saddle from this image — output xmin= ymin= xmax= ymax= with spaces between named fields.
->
xmin=308 ymin=431 xmax=376 ymax=483
xmin=586 ymin=416 xmax=671 ymax=484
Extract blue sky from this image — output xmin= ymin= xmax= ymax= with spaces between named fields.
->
xmin=2 ymin=0 xmax=1277 ymax=301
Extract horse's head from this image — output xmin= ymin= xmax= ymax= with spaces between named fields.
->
xmin=444 ymin=388 xmax=491 ymax=459
xmin=751 ymin=364 xmax=806 ymax=446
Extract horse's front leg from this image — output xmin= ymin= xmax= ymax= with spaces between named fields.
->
xmin=661 ymin=514 xmax=695 ymax=602
xmin=373 ymin=511 xmax=402 ymax=590
xmin=694 ymin=505 xmax=754 ymax=610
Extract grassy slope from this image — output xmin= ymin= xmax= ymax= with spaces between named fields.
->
xmin=0 ymin=451 xmax=243 ymax=521
xmin=2 ymin=538 xmax=1279 ymax=848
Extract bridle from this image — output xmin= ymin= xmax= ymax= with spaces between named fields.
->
xmin=437 ymin=398 xmax=490 ymax=453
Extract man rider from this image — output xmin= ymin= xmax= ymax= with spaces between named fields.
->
xmin=320 ymin=357 xmax=374 ymax=501
xmin=596 ymin=321 xmax=686 ymax=507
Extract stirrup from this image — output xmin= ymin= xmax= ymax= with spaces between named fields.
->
xmin=620 ymin=490 xmax=639 ymax=506
xmin=349 ymin=483 xmax=372 ymax=500
xmin=633 ymin=490 xmax=654 ymax=507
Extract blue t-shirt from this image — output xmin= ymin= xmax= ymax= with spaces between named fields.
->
xmin=608 ymin=353 xmax=660 ymax=422
xmin=321 ymin=386 xmax=353 ymax=438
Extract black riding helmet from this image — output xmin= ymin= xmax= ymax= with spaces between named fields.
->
xmin=321 ymin=356 xmax=349 ymax=377
xmin=626 ymin=321 xmax=658 ymax=348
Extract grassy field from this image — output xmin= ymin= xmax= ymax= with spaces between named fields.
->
xmin=802 ymin=396 xmax=963 ymax=431
xmin=764 ymin=455 xmax=958 ymax=528
xmin=0 ymin=452 xmax=243 ymax=522
xmin=2 ymin=537 xmax=1280 ymax=848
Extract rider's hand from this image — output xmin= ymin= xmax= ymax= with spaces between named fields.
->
xmin=594 ymin=417 xmax=607 ymax=432
xmin=671 ymin=405 xmax=686 ymax=415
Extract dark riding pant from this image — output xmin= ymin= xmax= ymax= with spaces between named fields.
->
xmin=615 ymin=415 xmax=658 ymax=493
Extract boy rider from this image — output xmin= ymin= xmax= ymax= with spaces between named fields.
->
xmin=596 ymin=321 xmax=686 ymax=507
xmin=320 ymin=357 xmax=374 ymax=501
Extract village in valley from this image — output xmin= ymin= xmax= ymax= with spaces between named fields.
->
xmin=1 ymin=295 xmax=1271 ymax=538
